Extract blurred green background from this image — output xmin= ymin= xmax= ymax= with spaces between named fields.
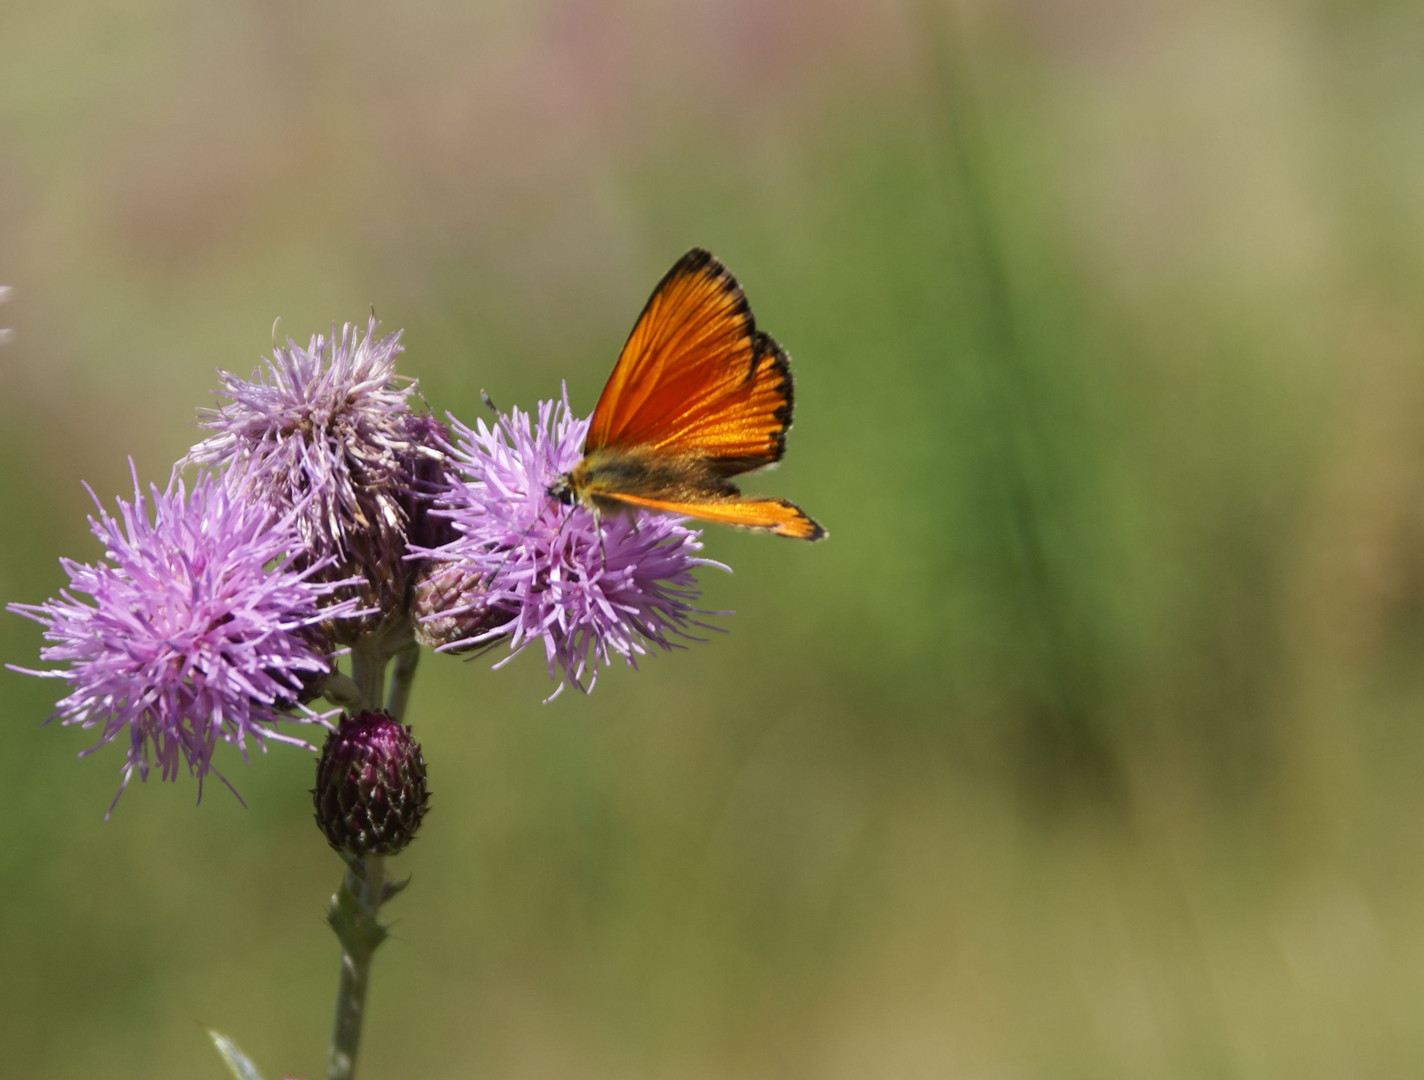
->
xmin=5 ymin=1 xmax=1424 ymax=1077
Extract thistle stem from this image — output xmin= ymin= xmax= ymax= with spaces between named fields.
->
xmin=385 ymin=642 xmax=419 ymax=721
xmin=324 ymin=855 xmax=388 ymax=1080
xmin=349 ymin=643 xmax=386 ymax=712
xmin=323 ymin=619 xmax=420 ymax=1080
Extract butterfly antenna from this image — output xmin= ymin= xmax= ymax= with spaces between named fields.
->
xmin=480 ymin=389 xmax=499 ymax=415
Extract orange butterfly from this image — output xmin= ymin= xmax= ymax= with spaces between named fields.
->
xmin=548 ymin=248 xmax=825 ymax=541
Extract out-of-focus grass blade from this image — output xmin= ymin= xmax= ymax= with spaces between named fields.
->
xmin=207 ymin=1030 xmax=267 ymax=1080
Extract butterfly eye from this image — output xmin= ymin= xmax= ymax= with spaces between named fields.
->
xmin=546 ymin=476 xmax=576 ymax=505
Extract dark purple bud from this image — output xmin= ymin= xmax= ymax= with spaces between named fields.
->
xmin=314 ymin=710 xmax=430 ymax=857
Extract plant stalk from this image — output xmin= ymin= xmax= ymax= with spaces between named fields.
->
xmin=349 ymin=642 xmax=386 ymax=713
xmin=386 ymin=642 xmax=419 ymax=722
xmin=323 ymin=618 xmax=418 ymax=1079
xmin=324 ymin=855 xmax=388 ymax=1080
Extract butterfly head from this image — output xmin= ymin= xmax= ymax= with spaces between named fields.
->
xmin=549 ymin=453 xmax=607 ymax=508
xmin=546 ymin=475 xmax=573 ymax=505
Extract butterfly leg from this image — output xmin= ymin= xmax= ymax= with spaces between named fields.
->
xmin=484 ymin=533 xmax=523 ymax=589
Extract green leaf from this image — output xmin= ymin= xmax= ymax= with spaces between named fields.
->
xmin=207 ymin=1030 xmax=267 ymax=1080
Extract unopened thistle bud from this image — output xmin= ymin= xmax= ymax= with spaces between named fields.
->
xmin=410 ymin=562 xmax=509 ymax=651
xmin=314 ymin=711 xmax=429 ymax=857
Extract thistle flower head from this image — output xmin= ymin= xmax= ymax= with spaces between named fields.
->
xmin=414 ymin=392 xmax=724 ymax=695
xmin=7 ymin=467 xmax=363 ymax=813
xmin=184 ymin=317 xmax=419 ymax=573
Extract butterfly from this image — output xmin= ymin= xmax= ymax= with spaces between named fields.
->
xmin=548 ymin=248 xmax=825 ymax=541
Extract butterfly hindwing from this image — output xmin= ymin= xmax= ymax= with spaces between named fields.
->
xmin=599 ymin=490 xmax=825 ymax=541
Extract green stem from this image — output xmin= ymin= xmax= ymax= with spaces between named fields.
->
xmin=349 ymin=642 xmax=386 ymax=713
xmin=385 ymin=642 xmax=419 ymax=722
xmin=324 ymin=855 xmax=388 ymax=1080
xmin=322 ymin=615 xmax=419 ymax=1079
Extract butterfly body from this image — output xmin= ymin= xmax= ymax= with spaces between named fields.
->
xmin=550 ymin=248 xmax=825 ymax=542
xmin=554 ymin=446 xmax=724 ymax=510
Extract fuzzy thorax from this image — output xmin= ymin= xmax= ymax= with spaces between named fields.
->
xmin=548 ymin=446 xmax=737 ymax=515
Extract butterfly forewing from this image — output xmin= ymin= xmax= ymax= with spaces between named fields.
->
xmin=647 ymin=332 xmax=792 ymax=473
xmin=585 ymin=249 xmax=764 ymax=457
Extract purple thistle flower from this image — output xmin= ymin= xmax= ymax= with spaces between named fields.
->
xmin=183 ymin=317 xmax=421 ymax=576
xmin=415 ymin=392 xmax=725 ymax=696
xmin=8 ymin=467 xmax=365 ymax=813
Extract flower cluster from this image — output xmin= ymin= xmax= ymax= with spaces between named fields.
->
xmin=11 ymin=322 xmax=721 ymax=808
